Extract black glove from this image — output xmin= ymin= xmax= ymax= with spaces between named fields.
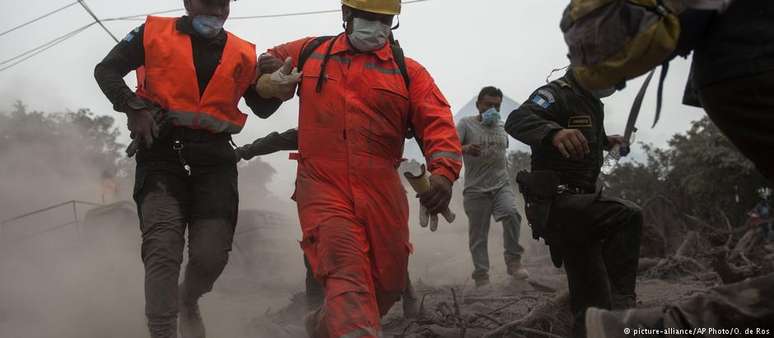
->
xmin=234 ymin=147 xmax=245 ymax=163
xmin=124 ymin=97 xmax=159 ymax=149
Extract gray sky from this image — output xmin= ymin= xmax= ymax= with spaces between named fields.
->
xmin=0 ymin=0 xmax=706 ymax=197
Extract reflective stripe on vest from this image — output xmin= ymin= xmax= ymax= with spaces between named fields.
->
xmin=136 ymin=16 xmax=257 ymax=134
xmin=166 ymin=111 xmax=243 ymax=134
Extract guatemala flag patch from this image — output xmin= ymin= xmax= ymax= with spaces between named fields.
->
xmin=532 ymin=94 xmax=552 ymax=109
xmin=123 ymin=27 xmax=140 ymax=42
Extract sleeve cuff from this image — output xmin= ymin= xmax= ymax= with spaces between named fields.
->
xmin=430 ymin=166 xmax=458 ymax=184
xmin=541 ymin=126 xmax=563 ymax=147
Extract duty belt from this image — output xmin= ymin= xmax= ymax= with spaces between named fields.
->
xmin=557 ymin=184 xmax=594 ymax=195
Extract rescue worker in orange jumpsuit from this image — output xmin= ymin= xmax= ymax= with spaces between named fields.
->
xmin=255 ymin=1 xmax=462 ymax=336
xmin=94 ymin=1 xmax=285 ymax=337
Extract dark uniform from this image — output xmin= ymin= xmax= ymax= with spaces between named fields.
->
xmin=505 ymin=74 xmax=643 ymax=338
xmin=94 ymin=17 xmax=280 ymax=338
xmin=691 ymin=0 xmax=774 ymax=183
xmin=585 ymin=3 xmax=774 ymax=335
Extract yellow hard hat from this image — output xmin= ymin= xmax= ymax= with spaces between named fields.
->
xmin=341 ymin=0 xmax=401 ymax=15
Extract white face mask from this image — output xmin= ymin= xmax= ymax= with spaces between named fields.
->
xmin=192 ymin=15 xmax=225 ymax=39
xmin=347 ymin=17 xmax=391 ymax=52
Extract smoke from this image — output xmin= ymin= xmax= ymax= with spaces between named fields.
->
xmin=0 ymin=103 xmax=545 ymax=338
xmin=0 ymin=105 xmax=306 ymax=338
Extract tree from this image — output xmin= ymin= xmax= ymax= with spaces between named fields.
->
xmin=0 ymin=102 xmax=126 ymax=218
xmin=603 ymin=117 xmax=766 ymax=225
xmin=506 ymin=117 xmax=768 ymax=257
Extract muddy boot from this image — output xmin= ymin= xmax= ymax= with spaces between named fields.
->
xmin=473 ymin=270 xmax=490 ymax=288
xmin=585 ymin=307 xmax=665 ymax=338
xmin=178 ymin=288 xmax=205 ymax=338
xmin=402 ymin=286 xmax=420 ymax=319
xmin=474 ymin=276 xmax=491 ymax=288
xmin=507 ymin=261 xmax=530 ymax=280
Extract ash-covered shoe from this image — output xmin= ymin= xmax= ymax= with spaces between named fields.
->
xmin=507 ymin=262 xmax=530 ymax=280
xmin=474 ymin=277 xmax=491 ymax=288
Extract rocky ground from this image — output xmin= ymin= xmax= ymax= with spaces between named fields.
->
xmin=2 ymin=201 xmax=771 ymax=338
xmin=245 ymin=258 xmax=717 ymax=338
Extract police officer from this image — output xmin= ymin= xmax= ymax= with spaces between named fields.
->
xmin=505 ymin=69 xmax=643 ymax=338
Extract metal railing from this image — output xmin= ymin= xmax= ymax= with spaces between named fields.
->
xmin=0 ymin=200 xmax=102 ymax=244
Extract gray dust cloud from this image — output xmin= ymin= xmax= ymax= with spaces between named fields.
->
xmin=0 ymin=104 xmax=537 ymax=337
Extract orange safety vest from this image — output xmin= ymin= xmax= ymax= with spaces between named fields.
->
xmin=136 ymin=16 xmax=257 ymax=134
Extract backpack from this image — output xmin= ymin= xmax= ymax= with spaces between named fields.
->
xmin=561 ymin=0 xmax=732 ymax=128
xmin=560 ymin=0 xmax=684 ymax=92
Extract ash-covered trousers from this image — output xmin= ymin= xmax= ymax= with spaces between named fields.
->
xmin=133 ymin=139 xmax=239 ymax=338
xmin=463 ymin=184 xmax=525 ymax=280
xmin=643 ymin=273 xmax=774 ymax=332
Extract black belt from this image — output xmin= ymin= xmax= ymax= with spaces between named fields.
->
xmin=557 ymin=184 xmax=595 ymax=195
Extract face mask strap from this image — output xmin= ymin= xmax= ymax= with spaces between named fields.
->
xmin=545 ymin=65 xmax=570 ymax=84
xmin=391 ymin=16 xmax=400 ymax=30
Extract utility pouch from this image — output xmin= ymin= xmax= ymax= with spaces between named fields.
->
xmin=516 ymin=170 xmax=560 ymax=241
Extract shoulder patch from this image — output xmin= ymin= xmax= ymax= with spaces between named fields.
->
xmin=123 ymin=26 xmax=140 ymax=42
xmin=531 ymin=90 xmax=555 ymax=109
xmin=568 ymin=115 xmax=593 ymax=128
xmin=537 ymin=89 xmax=556 ymax=104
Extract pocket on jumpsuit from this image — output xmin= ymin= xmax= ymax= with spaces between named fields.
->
xmin=367 ymin=83 xmax=410 ymax=135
